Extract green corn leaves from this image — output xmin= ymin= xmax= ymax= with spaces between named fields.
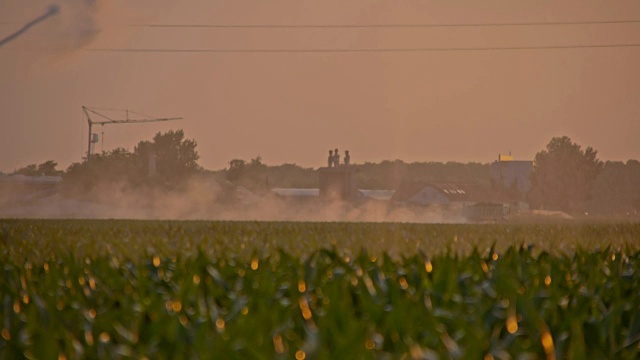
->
xmin=0 ymin=220 xmax=639 ymax=358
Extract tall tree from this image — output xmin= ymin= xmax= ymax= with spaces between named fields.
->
xmin=225 ymin=156 xmax=271 ymax=191
xmin=64 ymin=130 xmax=200 ymax=192
xmin=226 ymin=159 xmax=246 ymax=182
xmin=13 ymin=160 xmax=61 ymax=176
xmin=529 ymin=136 xmax=603 ymax=213
xmin=64 ymin=148 xmax=135 ymax=192
xmin=588 ymin=160 xmax=640 ymax=216
xmin=134 ymin=130 xmax=200 ymax=183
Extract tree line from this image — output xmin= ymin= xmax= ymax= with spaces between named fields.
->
xmin=9 ymin=131 xmax=640 ymax=216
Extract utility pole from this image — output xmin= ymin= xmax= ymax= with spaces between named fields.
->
xmin=83 ymin=106 xmax=182 ymax=160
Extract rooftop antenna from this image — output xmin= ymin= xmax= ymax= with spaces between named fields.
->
xmin=82 ymin=106 xmax=182 ymax=160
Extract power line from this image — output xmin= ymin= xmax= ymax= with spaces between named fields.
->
xmin=3 ymin=19 xmax=640 ymax=28
xmin=131 ymin=19 xmax=640 ymax=29
xmin=88 ymin=43 xmax=640 ymax=54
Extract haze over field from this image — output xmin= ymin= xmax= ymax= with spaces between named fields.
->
xmin=1 ymin=0 xmax=639 ymax=172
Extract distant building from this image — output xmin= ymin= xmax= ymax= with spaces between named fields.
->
xmin=462 ymin=202 xmax=509 ymax=222
xmin=0 ymin=174 xmax=63 ymax=205
xmin=490 ymin=154 xmax=533 ymax=194
xmin=273 ymin=149 xmax=391 ymax=203
xmin=271 ymin=188 xmax=395 ymax=203
xmin=271 ymin=188 xmax=320 ymax=197
xmin=357 ymin=189 xmax=395 ymax=202
xmin=392 ymin=182 xmax=509 ymax=206
xmin=0 ymin=174 xmax=63 ymax=185
xmin=318 ymin=164 xmax=358 ymax=202
xmin=316 ymin=148 xmax=360 ymax=201
xmin=391 ymin=181 xmax=527 ymax=221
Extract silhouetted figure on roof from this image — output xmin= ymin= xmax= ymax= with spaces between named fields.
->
xmin=344 ymin=150 xmax=350 ymax=166
xmin=334 ymin=148 xmax=340 ymax=167
xmin=328 ymin=150 xmax=334 ymax=168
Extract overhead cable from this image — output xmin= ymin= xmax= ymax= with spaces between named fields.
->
xmin=131 ymin=19 xmax=640 ymax=29
xmin=88 ymin=43 xmax=640 ymax=53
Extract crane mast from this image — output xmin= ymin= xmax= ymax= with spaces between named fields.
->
xmin=83 ymin=106 xmax=182 ymax=160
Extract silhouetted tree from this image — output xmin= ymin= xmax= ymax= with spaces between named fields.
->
xmin=64 ymin=130 xmax=200 ymax=192
xmin=134 ymin=130 xmax=199 ymax=183
xmin=528 ymin=136 xmax=603 ymax=213
xmin=13 ymin=160 xmax=61 ymax=176
xmin=250 ymin=156 xmax=264 ymax=167
xmin=588 ymin=160 xmax=640 ymax=216
xmin=64 ymin=148 xmax=135 ymax=192
xmin=226 ymin=159 xmax=247 ymax=182
xmin=225 ymin=157 xmax=271 ymax=191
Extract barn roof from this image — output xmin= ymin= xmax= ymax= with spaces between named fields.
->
xmin=358 ymin=189 xmax=395 ymax=201
xmin=271 ymin=188 xmax=319 ymax=197
xmin=392 ymin=181 xmax=511 ymax=203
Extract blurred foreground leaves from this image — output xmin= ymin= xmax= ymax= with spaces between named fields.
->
xmin=1 ymin=220 xmax=639 ymax=358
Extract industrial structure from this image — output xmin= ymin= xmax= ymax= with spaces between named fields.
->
xmin=391 ymin=181 xmax=529 ymax=221
xmin=82 ymin=106 xmax=182 ymax=160
xmin=318 ymin=149 xmax=358 ymax=201
xmin=490 ymin=153 xmax=533 ymax=194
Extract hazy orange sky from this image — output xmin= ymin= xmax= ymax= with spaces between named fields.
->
xmin=1 ymin=0 xmax=639 ymax=172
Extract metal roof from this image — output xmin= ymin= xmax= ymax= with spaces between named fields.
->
xmin=0 ymin=174 xmax=63 ymax=184
xmin=358 ymin=189 xmax=395 ymax=201
xmin=392 ymin=182 xmax=511 ymax=203
xmin=271 ymin=188 xmax=320 ymax=197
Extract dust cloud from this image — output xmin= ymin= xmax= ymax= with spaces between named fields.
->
xmin=0 ymin=176 xmax=464 ymax=223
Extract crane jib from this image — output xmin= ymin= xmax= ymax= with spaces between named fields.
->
xmin=83 ymin=106 xmax=182 ymax=160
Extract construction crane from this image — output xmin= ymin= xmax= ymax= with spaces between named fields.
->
xmin=83 ymin=106 xmax=182 ymax=160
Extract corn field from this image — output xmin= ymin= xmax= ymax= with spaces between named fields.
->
xmin=1 ymin=220 xmax=639 ymax=359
